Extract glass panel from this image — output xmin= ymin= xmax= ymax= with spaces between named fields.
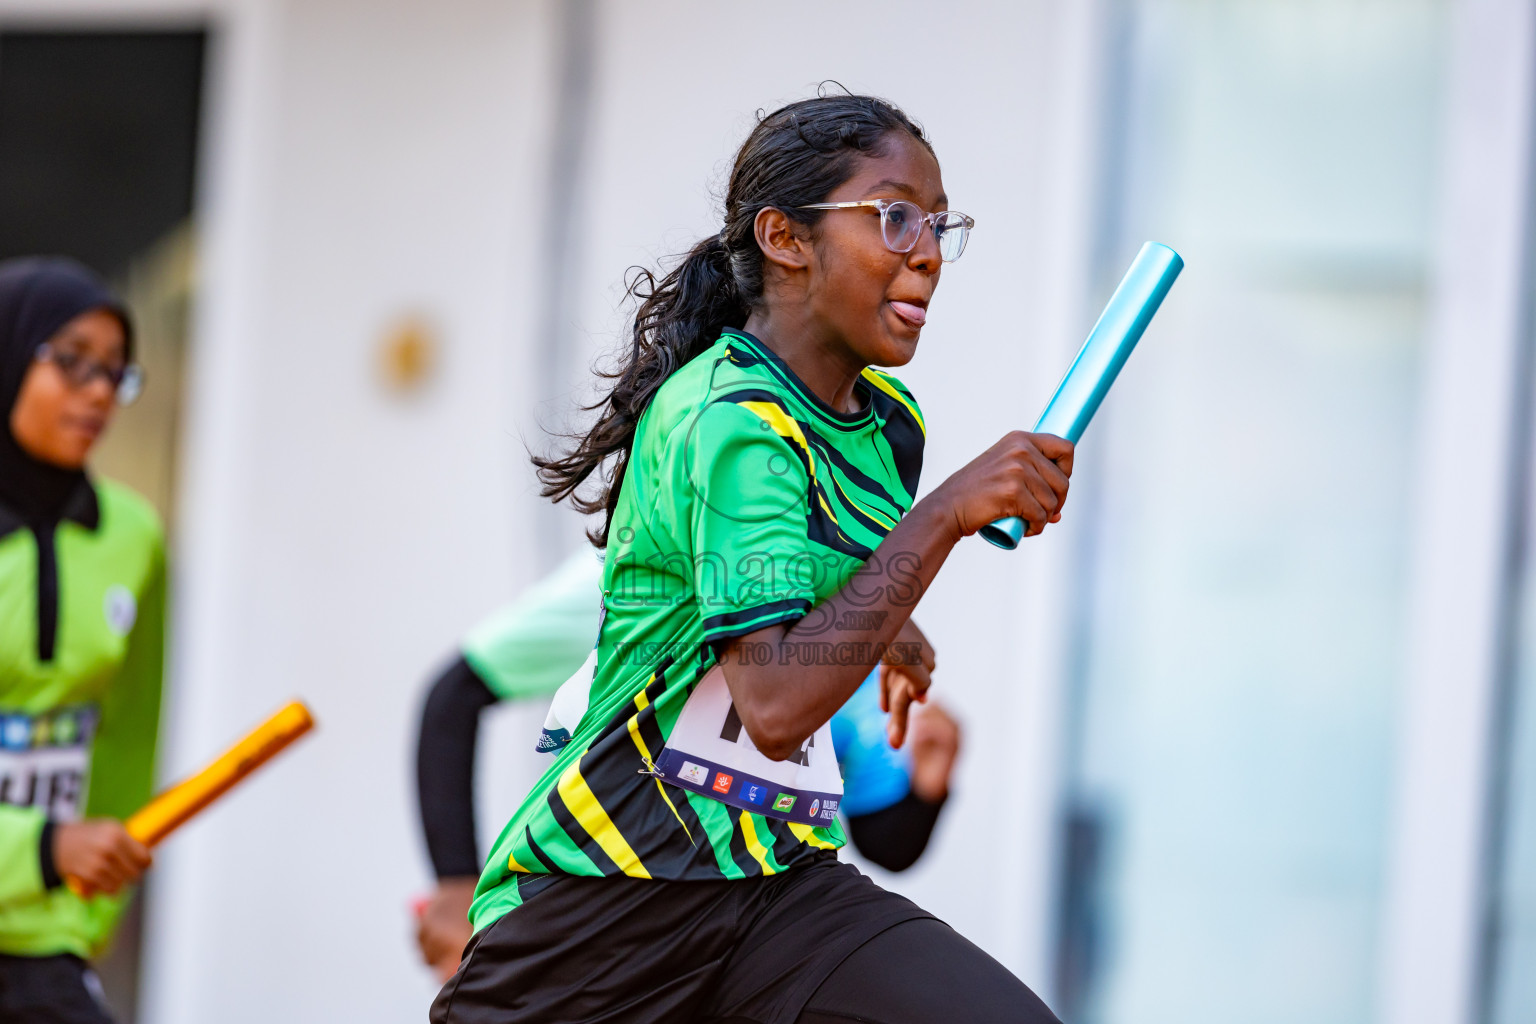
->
xmin=1057 ymin=3 xmax=1449 ymax=1023
xmin=1485 ymin=299 xmax=1536 ymax=1020
xmin=1488 ymin=554 xmax=1536 ymax=1018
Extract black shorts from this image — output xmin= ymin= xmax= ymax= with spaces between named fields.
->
xmin=0 ymin=953 xmax=115 ymax=1023
xmin=430 ymin=853 xmax=1058 ymax=1024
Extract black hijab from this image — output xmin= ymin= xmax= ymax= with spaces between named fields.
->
xmin=0 ymin=257 xmax=133 ymax=524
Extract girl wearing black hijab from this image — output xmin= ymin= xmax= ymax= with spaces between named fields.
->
xmin=0 ymin=257 xmax=165 ymax=1023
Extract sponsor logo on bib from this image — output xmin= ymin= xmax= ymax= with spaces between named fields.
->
xmin=103 ymin=585 xmax=137 ymax=636
xmin=809 ymin=798 xmax=821 ymax=818
xmin=653 ymin=665 xmax=844 ymax=824
xmin=0 ymin=706 xmax=98 ymax=822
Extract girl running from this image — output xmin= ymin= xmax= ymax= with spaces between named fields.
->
xmin=413 ymin=548 xmax=961 ymax=981
xmin=432 ymin=94 xmax=1070 ymax=1024
xmin=0 ymin=257 xmax=163 ymax=1023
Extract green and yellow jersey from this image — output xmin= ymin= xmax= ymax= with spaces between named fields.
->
xmin=472 ymin=329 xmax=924 ymax=930
xmin=0 ymin=478 xmax=165 ymax=958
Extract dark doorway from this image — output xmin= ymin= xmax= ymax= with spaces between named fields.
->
xmin=0 ymin=28 xmax=206 ymax=1024
xmin=0 ymin=30 xmax=205 ymax=276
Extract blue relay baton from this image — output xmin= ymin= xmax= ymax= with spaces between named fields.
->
xmin=979 ymin=241 xmax=1183 ymax=550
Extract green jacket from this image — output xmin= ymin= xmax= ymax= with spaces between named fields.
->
xmin=0 ymin=478 xmax=164 ymax=957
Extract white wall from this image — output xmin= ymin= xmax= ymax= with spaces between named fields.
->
xmin=145 ymin=2 xmax=559 ymax=1021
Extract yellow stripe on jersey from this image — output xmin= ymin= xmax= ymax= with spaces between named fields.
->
xmin=741 ymin=399 xmax=860 ymax=536
xmin=862 ymin=369 xmax=926 ymax=435
xmin=738 ymin=810 xmax=778 ymax=875
xmin=740 ymin=401 xmax=814 ymax=471
xmin=627 ymin=688 xmax=696 ymax=846
xmin=507 ymin=849 xmax=532 ymax=873
xmin=817 ymin=493 xmax=845 ymax=528
xmin=787 ymin=821 xmax=839 ymax=850
xmin=557 ymin=761 xmax=652 ymax=878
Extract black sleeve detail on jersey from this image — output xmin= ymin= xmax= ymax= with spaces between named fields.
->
xmin=416 ymin=655 xmax=498 ymax=880
xmin=701 ymin=598 xmax=814 ymax=644
xmin=38 ymin=820 xmax=61 ymax=890
xmin=718 ymin=387 xmax=788 ymax=407
xmin=846 ymin=791 xmax=947 ymax=872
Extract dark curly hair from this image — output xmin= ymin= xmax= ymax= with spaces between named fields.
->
xmin=535 ymin=91 xmax=933 ymax=546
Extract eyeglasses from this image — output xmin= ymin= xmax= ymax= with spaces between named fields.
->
xmin=798 ymin=200 xmax=974 ymax=262
xmin=34 ymin=343 xmax=144 ymax=405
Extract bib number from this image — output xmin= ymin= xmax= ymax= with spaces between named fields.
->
xmin=654 ymin=667 xmax=842 ymax=826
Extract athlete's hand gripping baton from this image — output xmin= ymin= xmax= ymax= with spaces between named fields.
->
xmin=979 ymin=241 xmax=1184 ymax=550
xmin=65 ymin=701 xmax=315 ymax=895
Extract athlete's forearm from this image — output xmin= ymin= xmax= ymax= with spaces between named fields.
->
xmin=719 ymin=497 xmax=959 ymax=759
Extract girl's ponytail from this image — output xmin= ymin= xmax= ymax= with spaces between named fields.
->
xmin=533 ymin=232 xmax=747 ymax=542
xmin=536 ymin=90 xmax=931 ymax=545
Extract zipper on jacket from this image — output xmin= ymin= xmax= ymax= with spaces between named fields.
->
xmin=31 ymin=524 xmax=59 ymax=662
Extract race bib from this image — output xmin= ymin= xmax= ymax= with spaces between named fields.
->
xmin=0 ymin=706 xmax=98 ymax=822
xmin=654 ymin=666 xmax=842 ymax=826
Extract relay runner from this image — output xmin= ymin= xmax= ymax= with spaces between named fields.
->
xmin=0 ymin=258 xmax=163 ymax=1024
xmin=430 ymin=93 xmax=1070 ymax=1024
xmin=414 ymin=549 xmax=962 ymax=981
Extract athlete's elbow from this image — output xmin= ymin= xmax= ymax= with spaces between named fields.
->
xmin=754 ymin=734 xmax=805 ymax=762
xmin=739 ymin=708 xmax=806 ymax=762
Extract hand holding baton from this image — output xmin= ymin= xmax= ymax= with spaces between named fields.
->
xmin=980 ymin=241 xmax=1184 ymax=549
xmin=66 ymin=701 xmax=315 ymax=895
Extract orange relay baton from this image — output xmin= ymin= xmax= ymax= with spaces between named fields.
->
xmin=66 ymin=701 xmax=315 ymax=895
xmin=126 ymin=700 xmax=315 ymax=845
